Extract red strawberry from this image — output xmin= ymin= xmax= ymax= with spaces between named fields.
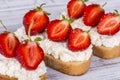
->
xmin=0 ymin=20 xmax=20 ymax=58
xmin=23 ymin=4 xmax=49 ymax=35
xmin=68 ymin=28 xmax=91 ymax=51
xmin=83 ymin=4 xmax=105 ymax=26
xmin=0 ymin=33 xmax=19 ymax=58
xmin=47 ymin=18 xmax=72 ymax=42
xmin=97 ymin=11 xmax=120 ymax=35
xmin=16 ymin=21 xmax=44 ymax=70
xmin=16 ymin=41 xmax=44 ymax=70
xmin=67 ymin=0 xmax=87 ymax=19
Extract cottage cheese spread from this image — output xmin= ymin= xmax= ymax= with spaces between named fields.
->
xmin=0 ymin=54 xmax=46 ymax=80
xmin=41 ymin=39 xmax=92 ymax=62
xmin=14 ymin=27 xmax=45 ymax=42
xmin=90 ymin=28 xmax=120 ymax=48
xmin=0 ymin=27 xmax=46 ymax=80
xmin=71 ymin=17 xmax=91 ymax=31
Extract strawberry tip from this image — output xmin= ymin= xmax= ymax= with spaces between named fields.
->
xmin=35 ymin=3 xmax=46 ymax=11
xmin=114 ymin=9 xmax=120 ymax=16
xmin=40 ymin=3 xmax=46 ymax=8
xmin=102 ymin=2 xmax=107 ymax=7
xmin=61 ymin=15 xmax=74 ymax=24
xmin=28 ymin=21 xmax=34 ymax=41
xmin=81 ymin=0 xmax=88 ymax=2
xmin=0 ymin=20 xmax=9 ymax=32
xmin=44 ymin=11 xmax=51 ymax=15
xmin=35 ymin=3 xmax=51 ymax=16
xmin=34 ymin=37 xmax=42 ymax=42
xmin=35 ymin=3 xmax=45 ymax=11
xmin=69 ymin=17 xmax=74 ymax=23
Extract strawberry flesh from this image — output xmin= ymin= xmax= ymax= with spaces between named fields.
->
xmin=68 ymin=28 xmax=91 ymax=51
xmin=97 ymin=13 xmax=120 ymax=35
xmin=67 ymin=0 xmax=86 ymax=19
xmin=83 ymin=4 xmax=104 ymax=26
xmin=16 ymin=41 xmax=44 ymax=70
xmin=47 ymin=20 xmax=71 ymax=42
xmin=23 ymin=10 xmax=49 ymax=35
xmin=0 ymin=33 xmax=20 ymax=58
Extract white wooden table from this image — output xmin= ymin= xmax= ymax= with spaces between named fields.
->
xmin=0 ymin=0 xmax=120 ymax=80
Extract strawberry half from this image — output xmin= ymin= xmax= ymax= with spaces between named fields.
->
xmin=68 ymin=28 xmax=91 ymax=51
xmin=67 ymin=0 xmax=87 ymax=19
xmin=16 ymin=20 xmax=44 ymax=70
xmin=83 ymin=4 xmax=105 ymax=26
xmin=23 ymin=4 xmax=49 ymax=35
xmin=97 ymin=12 xmax=120 ymax=35
xmin=16 ymin=40 xmax=44 ymax=70
xmin=47 ymin=18 xmax=72 ymax=42
xmin=0 ymin=32 xmax=20 ymax=58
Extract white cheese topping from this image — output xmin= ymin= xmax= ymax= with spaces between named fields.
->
xmin=0 ymin=27 xmax=46 ymax=80
xmin=90 ymin=28 xmax=120 ymax=47
xmin=71 ymin=17 xmax=91 ymax=31
xmin=41 ymin=39 xmax=92 ymax=62
xmin=0 ymin=54 xmax=46 ymax=80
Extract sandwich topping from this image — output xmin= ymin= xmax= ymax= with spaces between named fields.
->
xmin=15 ymin=27 xmax=92 ymax=62
xmin=0 ymin=54 xmax=46 ymax=80
xmin=90 ymin=10 xmax=120 ymax=47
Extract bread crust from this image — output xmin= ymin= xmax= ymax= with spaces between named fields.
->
xmin=0 ymin=73 xmax=46 ymax=80
xmin=93 ymin=45 xmax=120 ymax=59
xmin=44 ymin=54 xmax=92 ymax=76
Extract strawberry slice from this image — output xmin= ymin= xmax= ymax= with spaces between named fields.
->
xmin=67 ymin=0 xmax=87 ymax=19
xmin=0 ymin=32 xmax=20 ymax=58
xmin=47 ymin=19 xmax=72 ymax=42
xmin=97 ymin=12 xmax=120 ymax=35
xmin=83 ymin=4 xmax=105 ymax=26
xmin=68 ymin=28 xmax=91 ymax=51
xmin=16 ymin=41 xmax=44 ymax=70
xmin=23 ymin=4 xmax=49 ymax=35
xmin=16 ymin=20 xmax=44 ymax=70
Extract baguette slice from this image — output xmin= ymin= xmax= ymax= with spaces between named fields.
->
xmin=93 ymin=45 xmax=120 ymax=59
xmin=44 ymin=54 xmax=92 ymax=76
xmin=0 ymin=74 xmax=46 ymax=80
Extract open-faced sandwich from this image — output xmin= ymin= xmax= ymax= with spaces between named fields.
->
xmin=90 ymin=10 xmax=120 ymax=59
xmin=0 ymin=4 xmax=47 ymax=80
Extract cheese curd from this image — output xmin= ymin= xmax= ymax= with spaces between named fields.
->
xmin=41 ymin=39 xmax=92 ymax=62
xmin=0 ymin=54 xmax=46 ymax=80
xmin=90 ymin=28 xmax=120 ymax=47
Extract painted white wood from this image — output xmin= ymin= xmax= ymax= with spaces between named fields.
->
xmin=0 ymin=0 xmax=120 ymax=80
